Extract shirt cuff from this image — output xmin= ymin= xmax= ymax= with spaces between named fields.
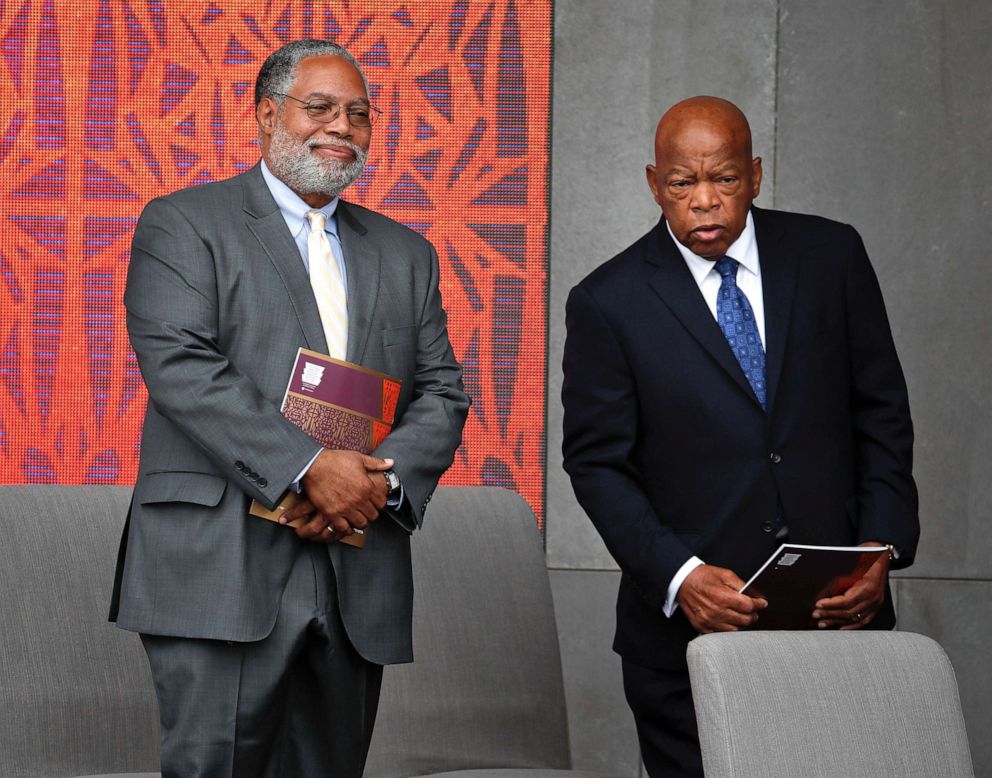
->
xmin=290 ymin=448 xmax=323 ymax=494
xmin=387 ymin=483 xmax=404 ymax=508
xmin=663 ymin=556 xmax=705 ymax=617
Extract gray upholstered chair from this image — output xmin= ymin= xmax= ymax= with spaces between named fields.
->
xmin=687 ymin=630 xmax=975 ymax=778
xmin=0 ymin=486 xmax=157 ymax=778
xmin=365 ymin=486 xmax=615 ymax=778
xmin=0 ymin=485 xmax=616 ymax=778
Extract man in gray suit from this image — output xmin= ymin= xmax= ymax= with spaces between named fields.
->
xmin=110 ymin=39 xmax=469 ymax=777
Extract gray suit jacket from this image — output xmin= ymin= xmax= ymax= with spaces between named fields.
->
xmin=110 ymin=164 xmax=468 ymax=665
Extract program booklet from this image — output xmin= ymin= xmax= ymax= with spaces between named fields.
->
xmin=739 ymin=544 xmax=887 ymax=629
xmin=248 ymin=348 xmax=402 ymax=548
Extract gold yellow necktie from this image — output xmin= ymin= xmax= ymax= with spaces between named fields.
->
xmin=306 ymin=209 xmax=348 ymax=360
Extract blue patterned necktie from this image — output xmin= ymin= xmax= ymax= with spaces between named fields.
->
xmin=714 ymin=257 xmax=767 ymax=410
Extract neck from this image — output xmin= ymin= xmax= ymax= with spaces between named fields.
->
xmin=300 ymin=192 xmax=334 ymax=208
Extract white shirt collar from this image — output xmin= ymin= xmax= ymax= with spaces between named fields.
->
xmin=259 ymin=159 xmax=340 ymax=237
xmin=666 ymin=210 xmax=759 ymax=285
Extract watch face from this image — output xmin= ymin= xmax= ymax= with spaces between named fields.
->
xmin=385 ymin=470 xmax=400 ymax=492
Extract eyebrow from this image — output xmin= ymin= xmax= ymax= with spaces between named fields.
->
xmin=304 ymin=91 xmax=370 ymax=106
xmin=666 ymin=161 xmax=742 ymax=176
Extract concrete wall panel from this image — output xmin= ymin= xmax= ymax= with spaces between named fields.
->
xmin=776 ymin=0 xmax=992 ymax=579
xmin=896 ymin=578 xmax=990 ymax=777
xmin=550 ymin=569 xmax=640 ymax=775
xmin=548 ymin=0 xmax=779 ymax=570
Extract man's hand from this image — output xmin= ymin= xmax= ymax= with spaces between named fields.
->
xmin=812 ymin=542 xmax=890 ymax=629
xmin=278 ymin=498 xmax=341 ymax=544
xmin=287 ymin=450 xmax=392 ymax=541
xmin=677 ymin=564 xmax=767 ymax=633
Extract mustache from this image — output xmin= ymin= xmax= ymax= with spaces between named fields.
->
xmin=306 ymin=138 xmax=365 ymax=158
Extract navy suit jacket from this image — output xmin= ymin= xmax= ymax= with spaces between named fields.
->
xmin=562 ymin=207 xmax=919 ymax=669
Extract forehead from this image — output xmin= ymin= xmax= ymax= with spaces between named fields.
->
xmin=291 ymin=55 xmax=367 ymax=100
xmin=657 ymin=118 xmax=747 ymax=169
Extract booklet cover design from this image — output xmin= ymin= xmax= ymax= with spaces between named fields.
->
xmin=740 ymin=544 xmax=886 ymax=630
xmin=249 ymin=349 xmax=402 ymax=548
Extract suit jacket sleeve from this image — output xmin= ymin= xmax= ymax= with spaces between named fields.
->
xmin=372 ymin=242 xmax=469 ymax=528
xmin=124 ymin=197 xmax=321 ymax=509
xmin=562 ymin=284 xmax=695 ymax=609
xmin=843 ymin=227 xmax=920 ymax=566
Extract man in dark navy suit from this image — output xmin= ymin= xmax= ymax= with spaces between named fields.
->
xmin=562 ymin=96 xmax=919 ymax=777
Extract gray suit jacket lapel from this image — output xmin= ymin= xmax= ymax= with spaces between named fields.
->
xmin=337 ymin=201 xmax=381 ymax=364
xmin=240 ymin=164 xmax=327 ymax=353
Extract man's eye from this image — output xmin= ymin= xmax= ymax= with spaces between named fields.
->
xmin=348 ymin=109 xmax=371 ymax=119
xmin=670 ymin=181 xmax=690 ymax=188
xmin=308 ymin=103 xmax=333 ymax=114
xmin=719 ymin=177 xmax=737 ymax=184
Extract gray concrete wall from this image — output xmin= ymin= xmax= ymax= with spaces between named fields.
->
xmin=547 ymin=2 xmax=992 ymax=775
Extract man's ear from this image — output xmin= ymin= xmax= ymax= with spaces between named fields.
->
xmin=646 ymin=164 xmax=662 ymax=206
xmin=256 ymin=97 xmax=277 ymax=137
xmin=751 ymin=156 xmax=763 ymax=199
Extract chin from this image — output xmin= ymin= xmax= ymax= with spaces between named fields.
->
xmin=688 ymin=241 xmax=726 ymax=259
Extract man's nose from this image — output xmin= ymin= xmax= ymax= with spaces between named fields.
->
xmin=690 ymin=181 xmax=719 ymax=211
xmin=321 ymin=108 xmax=352 ymax=137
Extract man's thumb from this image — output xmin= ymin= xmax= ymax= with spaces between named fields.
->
xmin=363 ymin=456 xmax=394 ymax=471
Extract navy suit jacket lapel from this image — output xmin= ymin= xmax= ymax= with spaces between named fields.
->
xmin=752 ymin=206 xmax=799 ymax=413
xmin=240 ymin=164 xmax=327 ymax=353
xmin=645 ymin=219 xmax=760 ymax=405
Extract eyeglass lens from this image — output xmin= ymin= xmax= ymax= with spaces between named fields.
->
xmin=304 ymin=100 xmax=374 ymax=127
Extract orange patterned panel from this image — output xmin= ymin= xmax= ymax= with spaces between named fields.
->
xmin=0 ymin=0 xmax=550 ymax=524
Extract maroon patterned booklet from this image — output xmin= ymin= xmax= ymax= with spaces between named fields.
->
xmin=249 ymin=348 xmax=402 ymax=548
xmin=739 ymin=544 xmax=887 ymax=629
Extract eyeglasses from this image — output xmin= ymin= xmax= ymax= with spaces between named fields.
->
xmin=271 ymin=92 xmax=380 ymax=128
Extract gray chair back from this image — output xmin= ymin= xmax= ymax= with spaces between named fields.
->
xmin=366 ymin=486 xmax=572 ymax=776
xmin=687 ymin=630 xmax=975 ymax=778
xmin=0 ymin=486 xmax=159 ymax=778
xmin=1 ymin=485 xmax=580 ymax=777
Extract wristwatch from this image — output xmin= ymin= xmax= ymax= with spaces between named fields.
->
xmin=383 ymin=469 xmax=402 ymax=500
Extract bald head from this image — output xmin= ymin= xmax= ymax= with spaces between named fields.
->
xmin=646 ymin=96 xmax=761 ymax=258
xmin=656 ymin=96 xmax=753 ymax=161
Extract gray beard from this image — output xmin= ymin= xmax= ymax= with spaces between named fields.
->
xmin=267 ymin=125 xmax=367 ymax=199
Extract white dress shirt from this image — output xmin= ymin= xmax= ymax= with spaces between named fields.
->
xmin=259 ymin=159 xmax=347 ymax=283
xmin=260 ymin=161 xmax=402 ymax=508
xmin=661 ymin=211 xmax=765 ymax=617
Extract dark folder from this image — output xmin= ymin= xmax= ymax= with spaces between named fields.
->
xmin=739 ymin=544 xmax=887 ymax=629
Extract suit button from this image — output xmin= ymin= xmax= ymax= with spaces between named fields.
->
xmin=258 ymin=477 xmax=268 ymax=488
xmin=769 ymin=453 xmax=782 ymax=464
xmin=762 ymin=521 xmax=774 ymax=533
xmin=235 ymin=461 xmax=245 ymax=471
